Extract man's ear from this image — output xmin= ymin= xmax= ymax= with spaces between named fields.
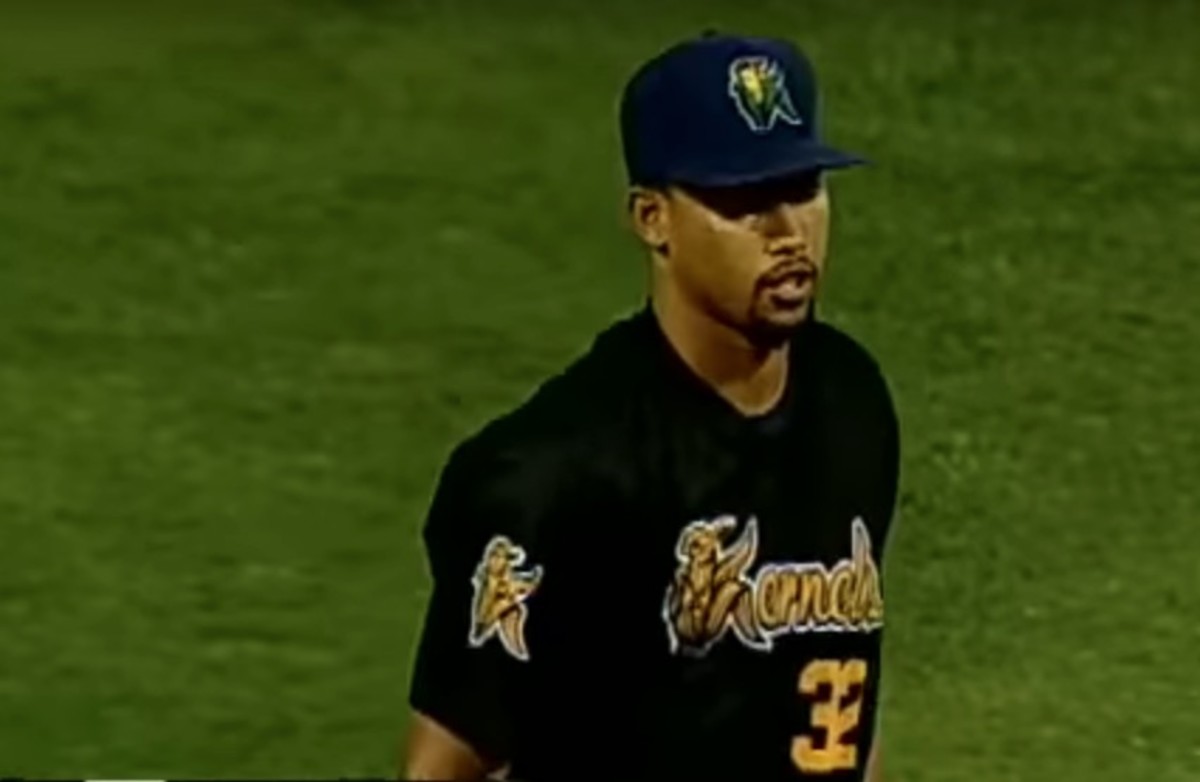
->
xmin=628 ymin=186 xmax=670 ymax=255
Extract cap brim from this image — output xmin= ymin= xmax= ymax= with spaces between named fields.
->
xmin=669 ymin=140 xmax=868 ymax=188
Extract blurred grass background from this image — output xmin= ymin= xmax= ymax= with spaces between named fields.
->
xmin=0 ymin=0 xmax=1198 ymax=779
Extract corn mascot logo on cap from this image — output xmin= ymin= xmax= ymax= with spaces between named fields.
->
xmin=468 ymin=535 xmax=543 ymax=661
xmin=728 ymin=56 xmax=804 ymax=133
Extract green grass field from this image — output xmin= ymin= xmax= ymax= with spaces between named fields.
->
xmin=1 ymin=1 xmax=1198 ymax=779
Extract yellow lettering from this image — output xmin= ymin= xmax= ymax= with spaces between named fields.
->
xmin=852 ymin=520 xmax=885 ymax=627
xmin=829 ymin=563 xmax=853 ymax=625
xmin=863 ymin=568 xmax=884 ymax=625
xmin=785 ymin=570 xmax=806 ymax=628
xmin=757 ymin=567 xmax=803 ymax=632
xmin=756 ymin=568 xmax=786 ymax=629
xmin=799 ymin=570 xmax=830 ymax=625
xmin=777 ymin=569 xmax=799 ymax=630
xmin=792 ymin=659 xmax=868 ymax=774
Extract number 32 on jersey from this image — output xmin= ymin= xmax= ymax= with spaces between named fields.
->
xmin=793 ymin=658 xmax=869 ymax=774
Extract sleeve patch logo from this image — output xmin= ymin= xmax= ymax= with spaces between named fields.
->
xmin=663 ymin=517 xmax=884 ymax=656
xmin=468 ymin=535 xmax=543 ymax=661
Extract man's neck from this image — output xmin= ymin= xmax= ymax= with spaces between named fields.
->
xmin=651 ymin=289 xmax=789 ymax=417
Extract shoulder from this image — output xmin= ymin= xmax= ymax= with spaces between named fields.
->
xmin=440 ymin=309 xmax=652 ymax=511
xmin=805 ymin=322 xmax=902 ymax=543
xmin=801 ymin=320 xmax=900 ymax=471
xmin=808 ymin=320 xmax=891 ymax=387
xmin=806 ymin=320 xmax=897 ymax=421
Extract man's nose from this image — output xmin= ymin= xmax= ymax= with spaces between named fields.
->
xmin=760 ymin=204 xmax=809 ymax=253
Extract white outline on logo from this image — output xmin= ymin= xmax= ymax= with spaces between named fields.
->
xmin=662 ymin=516 xmax=884 ymax=656
xmin=468 ymin=535 xmax=543 ymax=662
xmin=728 ymin=55 xmax=804 ymax=134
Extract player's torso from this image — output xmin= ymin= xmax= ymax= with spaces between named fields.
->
xmin=501 ymin=325 xmax=895 ymax=781
xmin=641 ymin=427 xmax=885 ymax=781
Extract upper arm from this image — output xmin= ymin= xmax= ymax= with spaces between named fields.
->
xmin=405 ymin=442 xmax=550 ymax=776
xmin=865 ymin=723 xmax=882 ymax=782
xmin=865 ymin=364 xmax=896 ymax=782
xmin=865 ymin=363 xmax=902 ymax=565
xmin=878 ymin=365 xmax=901 ymax=535
xmin=404 ymin=710 xmax=494 ymax=780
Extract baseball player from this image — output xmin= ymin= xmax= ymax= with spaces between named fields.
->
xmin=403 ymin=31 xmax=900 ymax=782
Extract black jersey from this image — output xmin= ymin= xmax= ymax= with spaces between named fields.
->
xmin=408 ymin=305 xmax=900 ymax=781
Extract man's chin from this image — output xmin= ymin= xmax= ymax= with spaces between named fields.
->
xmin=745 ymin=309 xmax=811 ymax=349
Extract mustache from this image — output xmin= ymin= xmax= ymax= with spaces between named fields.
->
xmin=759 ymin=258 xmax=816 ymax=287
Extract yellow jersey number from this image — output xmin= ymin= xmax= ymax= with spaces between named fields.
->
xmin=791 ymin=659 xmax=868 ymax=774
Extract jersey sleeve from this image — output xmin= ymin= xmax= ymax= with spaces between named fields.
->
xmin=407 ymin=439 xmax=548 ymax=765
xmin=878 ymin=375 xmax=901 ymax=543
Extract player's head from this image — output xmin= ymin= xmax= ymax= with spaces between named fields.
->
xmin=619 ymin=33 xmax=865 ymax=347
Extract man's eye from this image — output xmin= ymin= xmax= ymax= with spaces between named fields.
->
xmin=689 ymin=187 xmax=764 ymax=218
xmin=685 ymin=176 xmax=820 ymax=219
xmin=780 ymin=177 xmax=822 ymax=204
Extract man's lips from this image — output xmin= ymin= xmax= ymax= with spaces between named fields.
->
xmin=768 ymin=277 xmax=813 ymax=305
xmin=762 ymin=261 xmax=816 ymax=289
xmin=759 ymin=260 xmax=816 ymax=307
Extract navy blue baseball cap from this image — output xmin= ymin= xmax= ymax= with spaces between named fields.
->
xmin=620 ymin=32 xmax=866 ymax=188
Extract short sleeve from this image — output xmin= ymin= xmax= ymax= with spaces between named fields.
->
xmin=877 ymin=369 xmax=901 ymax=548
xmin=407 ymin=441 xmax=546 ymax=764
